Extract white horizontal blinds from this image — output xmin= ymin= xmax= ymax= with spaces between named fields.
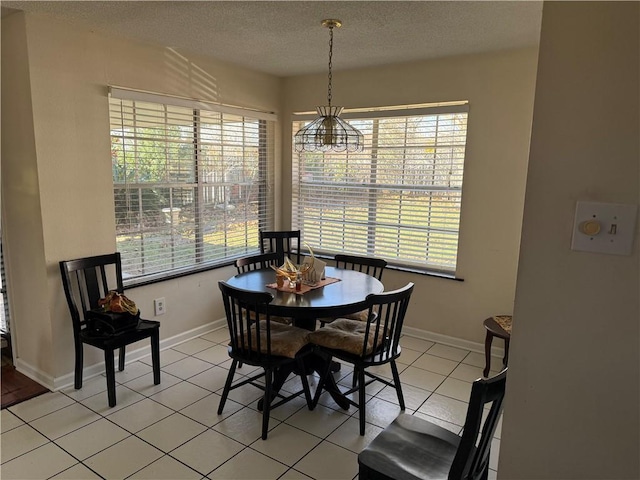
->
xmin=292 ymin=106 xmax=468 ymax=273
xmin=109 ymin=93 xmax=274 ymax=282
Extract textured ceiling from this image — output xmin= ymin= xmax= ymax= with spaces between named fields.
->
xmin=2 ymin=1 xmax=543 ymax=77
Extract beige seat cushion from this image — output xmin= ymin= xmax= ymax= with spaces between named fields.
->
xmin=241 ymin=321 xmax=310 ymax=359
xmin=309 ymin=318 xmax=383 ymax=356
xmin=319 ymin=308 xmax=370 ymax=325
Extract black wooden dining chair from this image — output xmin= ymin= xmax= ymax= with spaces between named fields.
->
xmin=235 ymin=252 xmax=280 ymax=275
xmin=358 ymin=368 xmax=507 ymax=480
xmin=309 ymin=282 xmax=414 ymax=435
xmin=59 ymin=253 xmax=160 ymax=407
xmin=319 ymin=254 xmax=388 ymax=327
xmin=217 ymin=281 xmax=314 ymax=439
xmin=259 ymin=230 xmax=301 ymax=265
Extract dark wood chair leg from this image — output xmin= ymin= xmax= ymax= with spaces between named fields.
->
xmin=218 ymin=359 xmax=238 ymax=414
xmin=390 ymin=360 xmax=405 ymax=410
xmin=151 ymin=330 xmax=161 ymax=385
xmin=105 ymin=349 xmax=117 ymax=407
xmin=74 ymin=341 xmax=84 ymax=390
xmin=483 ymin=330 xmax=494 ymax=377
xmin=118 ymin=346 xmax=126 ymax=371
xmin=297 ymin=357 xmax=313 ymax=409
xmin=358 ymin=367 xmax=367 ymax=436
xmin=262 ymin=368 xmax=273 ymax=440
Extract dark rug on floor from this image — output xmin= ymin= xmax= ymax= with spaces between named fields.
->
xmin=1 ymin=365 xmax=50 ymax=409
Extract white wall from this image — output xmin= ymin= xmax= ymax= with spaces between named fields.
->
xmin=1 ymin=12 xmax=282 ymax=384
xmin=499 ymin=3 xmax=639 ymax=478
xmin=283 ymin=48 xmax=539 ymax=342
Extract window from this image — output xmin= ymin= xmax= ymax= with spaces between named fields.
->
xmin=292 ymin=103 xmax=468 ymax=275
xmin=109 ymin=88 xmax=275 ymax=284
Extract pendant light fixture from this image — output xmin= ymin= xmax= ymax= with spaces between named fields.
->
xmin=294 ymin=19 xmax=364 ymax=153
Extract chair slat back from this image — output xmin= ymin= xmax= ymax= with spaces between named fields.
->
xmin=235 ymin=252 xmax=280 ymax=275
xmin=259 ymin=230 xmax=301 ymax=265
xmin=361 ymin=283 xmax=414 ymax=360
xmin=59 ymin=253 xmax=124 ymax=334
xmin=449 ymin=368 xmax=508 ymax=480
xmin=218 ymin=281 xmax=276 ymax=362
xmin=334 ymin=254 xmax=387 ymax=281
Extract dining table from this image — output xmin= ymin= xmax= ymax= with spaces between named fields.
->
xmin=226 ymin=265 xmax=384 ymax=409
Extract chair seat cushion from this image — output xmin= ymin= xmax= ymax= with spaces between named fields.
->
xmin=309 ymin=318 xmax=382 ymax=356
xmin=358 ymin=413 xmax=461 ymax=480
xmin=242 ymin=321 xmax=310 ymax=359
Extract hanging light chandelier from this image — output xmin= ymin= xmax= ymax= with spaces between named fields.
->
xmin=294 ymin=19 xmax=364 ymax=153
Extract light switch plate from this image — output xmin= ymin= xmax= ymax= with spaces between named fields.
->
xmin=571 ymin=201 xmax=638 ymax=255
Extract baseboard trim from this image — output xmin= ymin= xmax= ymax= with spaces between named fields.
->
xmin=19 ymin=319 xmax=503 ymax=391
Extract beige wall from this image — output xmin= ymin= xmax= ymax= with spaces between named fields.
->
xmin=1 ymin=12 xmax=281 ymax=382
xmin=283 ymin=48 xmax=539 ymax=342
xmin=499 ymin=2 xmax=639 ymax=478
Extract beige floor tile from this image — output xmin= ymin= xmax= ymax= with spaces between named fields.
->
xmin=213 ymin=407 xmax=276 ymax=445
xmin=84 ymin=435 xmax=163 ymax=479
xmin=461 ymin=351 xmax=486 ymax=368
xmin=251 ymin=423 xmax=321 ymax=465
xmin=357 ymin=396 xmax=403 ymax=430
xmin=325 ymin=417 xmax=384 ymax=454
xmin=400 ymin=336 xmax=435 ymax=352
xmin=266 ymin=395 xmax=308 ymax=422
xmin=285 ymin=403 xmax=349 ymax=438
xmin=140 ymin=347 xmax=187 ymax=368
xmin=193 ymin=344 xmax=233 ymax=364
xmin=279 ymin=468 xmax=314 ymax=479
xmin=376 ymin=383 xmax=431 ymax=410
xmin=161 ymin=356 xmax=212 ymax=380
xmin=137 ymin=412 xmax=207 ymax=452
xmin=80 ymin=385 xmax=145 ymax=415
xmin=172 ymin=337 xmax=215 ymax=355
xmin=434 ymin=377 xmax=473 ymax=402
xmin=449 ymin=362 xmax=485 ymax=382
xmin=180 ymin=392 xmax=243 ymax=427
xmin=149 ymin=381 xmax=210 ymax=410
xmin=8 ymin=391 xmax=75 ymax=422
xmin=30 ymin=402 xmax=101 ymax=440
xmin=294 ymin=441 xmax=359 ymax=480
xmin=1 ymin=424 xmax=49 ymax=463
xmin=399 ymin=366 xmax=446 ymax=391
xmin=113 ymin=360 xmax=153 ymax=384
xmin=412 ymin=353 xmax=459 ymax=376
xmin=50 ymin=463 xmax=103 ymax=479
xmin=209 ymin=447 xmax=289 ymax=479
xmin=490 ymin=437 xmax=501 ymax=471
xmin=123 ymin=371 xmax=182 ymax=396
xmin=226 ymin=382 xmax=264 ymax=406
xmin=187 ymin=364 xmax=233 ymax=392
xmin=129 ymin=454 xmax=202 ymax=479
xmin=1 ymin=442 xmax=78 ymax=480
xmin=106 ymin=398 xmax=173 ymax=433
xmin=55 ymin=418 xmax=130 ymax=460
xmin=170 ymin=429 xmax=244 ymax=476
xmin=417 ymin=393 xmax=469 ymax=426
xmin=1 ymin=409 xmax=25 ymax=432
xmin=61 ymin=376 xmax=108 ymax=402
xmin=396 ymin=347 xmax=422 ymax=365
xmin=200 ymin=327 xmax=231 ymax=344
xmin=426 ymin=343 xmax=470 ymax=362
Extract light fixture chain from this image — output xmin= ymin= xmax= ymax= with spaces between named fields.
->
xmin=327 ymin=25 xmax=333 ymax=107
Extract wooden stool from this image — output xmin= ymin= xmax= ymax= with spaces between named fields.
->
xmin=483 ymin=315 xmax=512 ymax=377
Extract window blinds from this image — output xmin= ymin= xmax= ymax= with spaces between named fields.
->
xmin=109 ymin=88 xmax=275 ymax=283
xmin=292 ymin=104 xmax=468 ymax=274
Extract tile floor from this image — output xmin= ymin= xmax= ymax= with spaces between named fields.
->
xmin=1 ymin=327 xmax=503 ymax=479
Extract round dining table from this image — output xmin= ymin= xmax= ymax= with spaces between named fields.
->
xmin=225 ymin=265 xmax=384 ymax=410
xmin=226 ymin=266 xmax=384 ymax=329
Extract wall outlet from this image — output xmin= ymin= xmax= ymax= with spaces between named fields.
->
xmin=154 ymin=297 xmax=166 ymax=316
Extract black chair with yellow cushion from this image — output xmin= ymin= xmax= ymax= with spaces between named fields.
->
xmin=358 ymin=368 xmax=507 ymax=480
xmin=59 ymin=253 xmax=161 ymax=407
xmin=259 ymin=229 xmax=301 ymax=265
xmin=309 ymin=283 xmax=414 ymax=435
xmin=217 ymin=281 xmax=314 ymax=439
xmin=319 ymin=254 xmax=388 ymax=327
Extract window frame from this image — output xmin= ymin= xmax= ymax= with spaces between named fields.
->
xmin=291 ymin=103 xmax=469 ymax=277
xmin=109 ymin=87 xmax=276 ymax=286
